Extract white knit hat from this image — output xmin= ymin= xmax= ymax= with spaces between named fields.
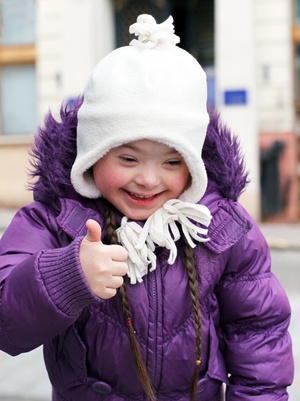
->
xmin=71 ymin=14 xmax=209 ymax=203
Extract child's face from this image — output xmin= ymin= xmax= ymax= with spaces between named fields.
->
xmin=93 ymin=139 xmax=190 ymax=220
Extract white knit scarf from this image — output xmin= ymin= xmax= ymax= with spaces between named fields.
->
xmin=116 ymin=199 xmax=212 ymax=284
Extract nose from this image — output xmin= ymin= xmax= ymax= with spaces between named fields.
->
xmin=134 ymin=167 xmax=160 ymax=189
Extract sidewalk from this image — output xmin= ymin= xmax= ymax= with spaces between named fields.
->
xmin=0 ymin=346 xmax=51 ymax=401
xmin=259 ymin=222 xmax=300 ymax=250
xmin=0 ymin=208 xmax=17 ymax=234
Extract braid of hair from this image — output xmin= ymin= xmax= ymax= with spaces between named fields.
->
xmin=103 ymin=201 xmax=155 ymax=401
xmin=119 ymin=282 xmax=155 ymax=401
xmin=183 ymin=237 xmax=202 ymax=401
xmin=102 ymin=200 xmax=119 ymax=245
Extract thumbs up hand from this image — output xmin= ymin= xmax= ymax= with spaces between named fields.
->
xmin=79 ymin=219 xmax=128 ymax=299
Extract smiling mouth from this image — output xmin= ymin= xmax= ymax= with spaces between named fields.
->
xmin=128 ymin=192 xmax=157 ymax=200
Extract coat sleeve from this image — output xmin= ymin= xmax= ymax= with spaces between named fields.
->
xmin=0 ymin=202 xmax=98 ymax=356
xmin=215 ymin=216 xmax=294 ymax=400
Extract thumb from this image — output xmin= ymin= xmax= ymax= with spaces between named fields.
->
xmin=85 ymin=219 xmax=102 ymax=243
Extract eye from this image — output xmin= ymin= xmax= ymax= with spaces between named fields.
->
xmin=120 ymin=156 xmax=137 ymax=164
xmin=165 ymin=159 xmax=183 ymax=166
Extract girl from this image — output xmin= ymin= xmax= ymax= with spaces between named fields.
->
xmin=0 ymin=14 xmax=293 ymax=401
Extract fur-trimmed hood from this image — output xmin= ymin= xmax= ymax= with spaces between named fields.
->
xmin=29 ymin=97 xmax=249 ymax=205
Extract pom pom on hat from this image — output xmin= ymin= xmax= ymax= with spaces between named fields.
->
xmin=71 ymin=14 xmax=209 ymax=204
xmin=129 ymin=14 xmax=180 ymax=48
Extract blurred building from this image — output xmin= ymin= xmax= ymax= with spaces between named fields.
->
xmin=0 ymin=0 xmax=299 ymax=222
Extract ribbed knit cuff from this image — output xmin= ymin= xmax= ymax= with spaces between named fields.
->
xmin=37 ymin=237 xmax=99 ymax=316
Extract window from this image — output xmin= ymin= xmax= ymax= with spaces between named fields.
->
xmin=295 ymin=0 xmax=300 ymax=25
xmin=0 ymin=0 xmax=37 ymax=135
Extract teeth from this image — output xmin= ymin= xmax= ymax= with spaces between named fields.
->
xmin=130 ymin=192 xmax=154 ymax=199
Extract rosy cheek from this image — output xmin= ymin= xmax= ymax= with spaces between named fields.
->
xmin=108 ymin=171 xmax=127 ymax=185
xmin=172 ymin=173 xmax=190 ymax=194
xmin=97 ymin=170 xmax=127 ymax=192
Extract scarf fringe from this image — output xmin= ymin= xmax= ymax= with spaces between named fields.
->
xmin=116 ymin=199 xmax=212 ymax=284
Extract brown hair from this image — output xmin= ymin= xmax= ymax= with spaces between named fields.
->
xmin=103 ymin=200 xmax=201 ymax=401
xmin=183 ymin=236 xmax=202 ymax=401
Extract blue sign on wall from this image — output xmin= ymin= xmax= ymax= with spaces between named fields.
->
xmin=224 ymin=89 xmax=247 ymax=105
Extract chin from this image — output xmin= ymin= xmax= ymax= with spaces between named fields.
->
xmin=127 ymin=213 xmax=150 ymax=221
xmin=123 ymin=209 xmax=153 ymax=221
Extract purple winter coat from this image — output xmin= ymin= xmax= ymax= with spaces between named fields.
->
xmin=0 ymin=101 xmax=294 ymax=400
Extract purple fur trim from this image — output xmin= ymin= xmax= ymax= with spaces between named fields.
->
xmin=28 ymin=96 xmax=83 ymax=202
xmin=203 ymin=112 xmax=249 ymax=201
